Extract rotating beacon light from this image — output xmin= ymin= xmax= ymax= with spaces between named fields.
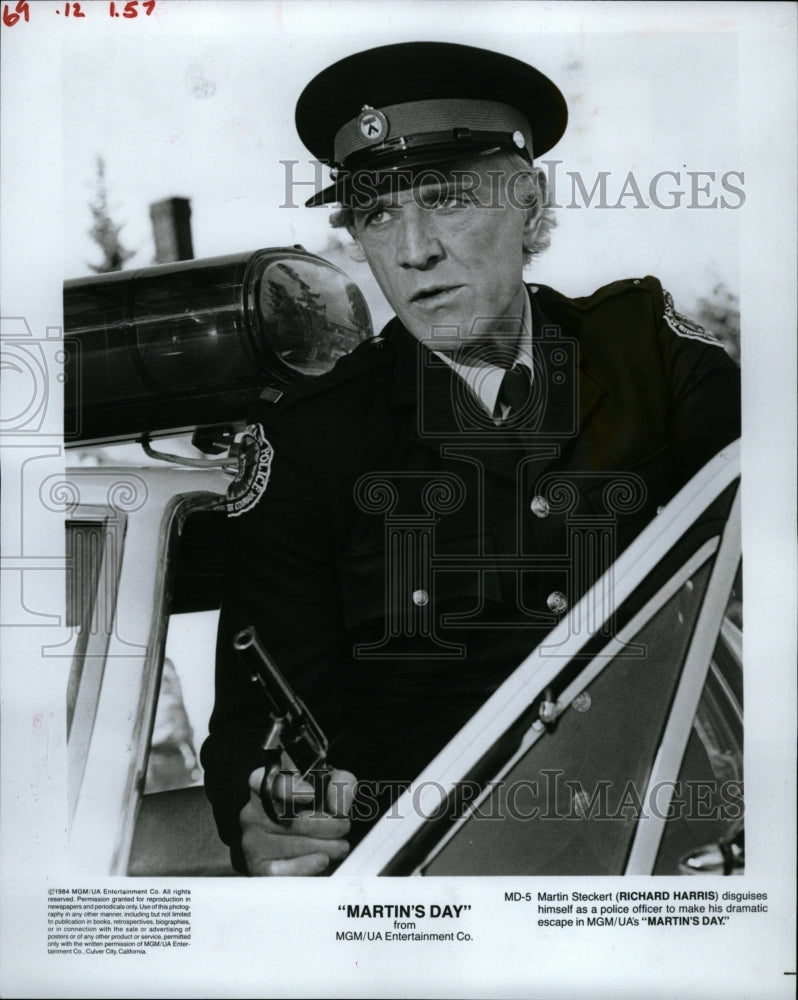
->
xmin=63 ymin=247 xmax=373 ymax=447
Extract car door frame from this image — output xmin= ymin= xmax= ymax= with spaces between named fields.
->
xmin=335 ymin=441 xmax=742 ymax=877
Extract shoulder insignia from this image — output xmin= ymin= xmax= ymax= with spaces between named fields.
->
xmin=663 ymin=289 xmax=719 ymax=344
xmin=226 ymin=423 xmax=274 ymax=517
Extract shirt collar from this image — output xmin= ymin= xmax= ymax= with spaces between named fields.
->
xmin=432 ymin=287 xmax=534 ymax=421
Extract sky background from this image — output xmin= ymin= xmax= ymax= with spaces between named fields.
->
xmin=62 ymin=3 xmax=743 ymax=331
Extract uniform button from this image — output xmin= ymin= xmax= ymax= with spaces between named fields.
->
xmin=530 ymin=495 xmax=550 ymax=518
xmin=412 ymin=589 xmax=429 ymax=607
xmin=547 ymin=591 xmax=568 ymax=614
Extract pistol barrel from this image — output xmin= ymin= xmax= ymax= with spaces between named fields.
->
xmin=233 ymin=626 xmax=301 ymax=716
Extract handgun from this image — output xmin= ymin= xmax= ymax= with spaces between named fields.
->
xmin=233 ymin=626 xmax=330 ymax=824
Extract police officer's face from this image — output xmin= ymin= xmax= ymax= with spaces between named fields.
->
xmin=351 ymin=164 xmax=531 ymax=353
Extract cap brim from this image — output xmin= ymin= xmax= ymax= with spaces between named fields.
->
xmin=304 ymin=143 xmax=531 ymax=208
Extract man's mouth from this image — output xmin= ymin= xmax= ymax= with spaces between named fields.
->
xmin=410 ymin=285 xmax=464 ymax=304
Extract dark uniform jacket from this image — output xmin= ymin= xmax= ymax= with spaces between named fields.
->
xmin=201 ymin=276 xmax=741 ymax=865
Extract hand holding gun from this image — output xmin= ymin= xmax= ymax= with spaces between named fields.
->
xmin=234 ymin=626 xmax=331 ymax=824
xmin=233 ymin=627 xmax=356 ymax=875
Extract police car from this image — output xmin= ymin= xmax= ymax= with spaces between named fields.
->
xmin=62 ymin=249 xmax=742 ymax=877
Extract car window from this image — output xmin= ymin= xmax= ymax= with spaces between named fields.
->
xmin=653 ymin=560 xmax=743 ymax=875
xmin=417 ymin=556 xmax=715 ymax=876
xmin=144 ymin=609 xmax=219 ymax=794
xmin=65 ymin=519 xmax=108 ymax=732
xmin=126 ymin=504 xmax=234 ymax=876
xmin=65 ymin=512 xmax=124 ymax=823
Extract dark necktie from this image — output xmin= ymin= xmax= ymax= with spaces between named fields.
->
xmin=496 ymin=363 xmax=533 ymax=417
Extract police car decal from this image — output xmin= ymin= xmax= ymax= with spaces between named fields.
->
xmin=226 ymin=423 xmax=274 ymax=517
xmin=663 ymin=289 xmax=719 ymax=345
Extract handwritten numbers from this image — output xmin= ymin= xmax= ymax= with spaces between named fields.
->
xmin=3 ymin=0 xmax=156 ymax=28
xmin=2 ymin=1 xmax=30 ymax=26
xmin=2 ymin=0 xmax=156 ymax=23
xmin=109 ymin=1 xmax=157 ymax=16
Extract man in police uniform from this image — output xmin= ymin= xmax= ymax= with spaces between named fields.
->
xmin=201 ymin=43 xmax=741 ymax=875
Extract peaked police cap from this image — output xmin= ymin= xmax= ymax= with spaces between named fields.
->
xmin=295 ymin=41 xmax=568 ymax=206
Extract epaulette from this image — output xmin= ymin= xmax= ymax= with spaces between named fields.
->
xmin=530 ymin=276 xmax=721 ymax=346
xmin=530 ymin=276 xmax=660 ymax=314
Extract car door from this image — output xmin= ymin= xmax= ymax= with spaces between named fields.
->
xmin=336 ymin=442 xmax=742 ymax=876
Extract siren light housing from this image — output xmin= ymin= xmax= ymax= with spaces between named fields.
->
xmin=63 ymin=247 xmax=373 ymax=447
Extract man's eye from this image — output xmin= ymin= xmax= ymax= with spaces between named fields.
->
xmin=362 ymin=208 xmax=392 ymax=228
xmin=433 ymin=193 xmax=469 ymax=210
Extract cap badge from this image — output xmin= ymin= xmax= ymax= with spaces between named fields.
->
xmin=358 ymin=105 xmax=389 ymax=142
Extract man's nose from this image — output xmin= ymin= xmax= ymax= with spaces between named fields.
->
xmin=396 ymin=207 xmax=444 ymax=270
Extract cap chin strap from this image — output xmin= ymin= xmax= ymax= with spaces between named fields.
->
xmin=342 ymin=131 xmax=531 ymax=172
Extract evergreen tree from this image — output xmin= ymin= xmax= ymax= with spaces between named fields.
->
xmin=87 ymin=157 xmax=135 ymax=273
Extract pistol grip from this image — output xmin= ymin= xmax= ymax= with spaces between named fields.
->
xmin=259 ymin=752 xmax=289 ymax=825
xmin=259 ymin=758 xmax=332 ymax=825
